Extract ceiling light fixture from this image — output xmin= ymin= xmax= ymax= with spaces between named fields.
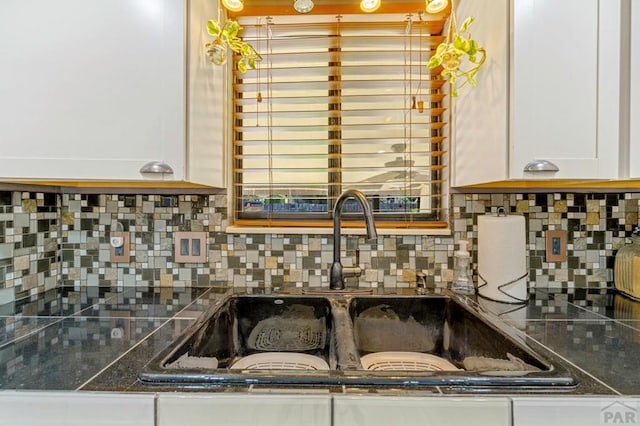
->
xmin=360 ymin=0 xmax=381 ymax=13
xmin=425 ymin=0 xmax=448 ymax=13
xmin=221 ymin=0 xmax=244 ymax=12
xmin=293 ymin=0 xmax=314 ymax=13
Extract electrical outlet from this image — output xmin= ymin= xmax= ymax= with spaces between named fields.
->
xmin=545 ymin=230 xmax=567 ymax=262
xmin=110 ymin=232 xmax=130 ymax=263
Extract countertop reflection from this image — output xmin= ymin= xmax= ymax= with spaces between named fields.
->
xmin=476 ymin=289 xmax=640 ymax=395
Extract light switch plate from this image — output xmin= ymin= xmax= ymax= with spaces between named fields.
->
xmin=174 ymin=231 xmax=207 ymax=263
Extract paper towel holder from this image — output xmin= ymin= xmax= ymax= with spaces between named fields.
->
xmin=477 ymin=207 xmax=528 ymax=305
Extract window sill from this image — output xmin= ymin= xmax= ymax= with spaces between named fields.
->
xmin=224 ymin=225 xmax=451 ymax=236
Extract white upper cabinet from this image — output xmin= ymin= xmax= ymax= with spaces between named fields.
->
xmin=451 ymin=0 xmax=510 ymax=187
xmin=452 ymin=0 xmax=623 ymax=186
xmin=510 ymin=0 xmax=621 ymax=180
xmin=629 ymin=1 xmax=640 ymax=177
xmin=0 ymin=0 xmax=225 ymax=186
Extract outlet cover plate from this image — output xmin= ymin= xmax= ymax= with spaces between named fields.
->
xmin=110 ymin=232 xmax=130 ymax=263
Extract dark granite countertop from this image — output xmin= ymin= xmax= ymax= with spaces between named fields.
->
xmin=0 ymin=285 xmax=638 ymax=396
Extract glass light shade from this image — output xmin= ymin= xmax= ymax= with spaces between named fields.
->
xmin=222 ymin=0 xmax=244 ymax=12
xmin=425 ymin=0 xmax=448 ymax=13
xmin=360 ymin=0 xmax=381 ymax=12
xmin=293 ymin=0 xmax=314 ymax=13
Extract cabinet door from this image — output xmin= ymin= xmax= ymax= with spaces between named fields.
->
xmin=513 ymin=397 xmax=640 ymax=426
xmin=629 ymin=1 xmax=640 ymax=177
xmin=0 ymin=391 xmax=155 ymax=426
xmin=186 ymin=0 xmax=226 ymax=188
xmin=451 ymin=0 xmax=510 ymax=187
xmin=333 ymin=396 xmax=511 ymax=426
xmin=0 ymin=0 xmax=185 ymax=180
xmin=157 ymin=394 xmax=331 ymax=426
xmin=510 ymin=0 xmax=621 ymax=179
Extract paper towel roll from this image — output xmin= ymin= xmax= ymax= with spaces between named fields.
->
xmin=477 ymin=213 xmax=527 ymax=303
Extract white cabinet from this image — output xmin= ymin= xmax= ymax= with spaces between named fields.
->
xmin=333 ymin=396 xmax=511 ymax=426
xmin=157 ymin=394 xmax=331 ymax=426
xmin=450 ymin=0 xmax=509 ymax=186
xmin=0 ymin=391 xmax=155 ymax=426
xmin=510 ymin=0 xmax=621 ymax=180
xmin=629 ymin=1 xmax=640 ymax=177
xmin=0 ymin=0 xmax=225 ymax=187
xmin=452 ymin=0 xmax=622 ymax=186
xmin=512 ymin=397 xmax=640 ymax=426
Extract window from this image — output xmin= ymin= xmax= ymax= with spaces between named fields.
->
xmin=233 ymin=13 xmax=448 ymax=229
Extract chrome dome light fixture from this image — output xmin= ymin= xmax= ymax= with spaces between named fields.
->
xmin=221 ymin=0 xmax=244 ymax=12
xmin=360 ymin=0 xmax=381 ymax=13
xmin=293 ymin=0 xmax=314 ymax=13
xmin=425 ymin=0 xmax=448 ymax=13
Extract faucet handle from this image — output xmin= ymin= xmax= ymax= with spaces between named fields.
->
xmin=341 ymin=245 xmax=362 ymax=279
xmin=416 ymin=272 xmax=427 ymax=295
xmin=342 ymin=265 xmax=362 ymax=279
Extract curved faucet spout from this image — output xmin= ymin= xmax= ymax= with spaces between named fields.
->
xmin=330 ymin=189 xmax=378 ymax=290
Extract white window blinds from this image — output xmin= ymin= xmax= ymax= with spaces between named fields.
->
xmin=233 ymin=13 xmax=448 ymax=229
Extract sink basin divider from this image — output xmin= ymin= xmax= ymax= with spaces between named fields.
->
xmin=330 ymin=300 xmax=362 ymax=371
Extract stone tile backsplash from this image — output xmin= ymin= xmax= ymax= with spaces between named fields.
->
xmin=0 ymin=190 xmax=637 ymax=303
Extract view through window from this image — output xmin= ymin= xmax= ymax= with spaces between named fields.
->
xmin=233 ymin=13 xmax=448 ymax=228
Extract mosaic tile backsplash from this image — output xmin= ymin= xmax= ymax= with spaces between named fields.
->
xmin=0 ymin=192 xmax=59 ymax=304
xmin=0 ymin=190 xmax=637 ymax=303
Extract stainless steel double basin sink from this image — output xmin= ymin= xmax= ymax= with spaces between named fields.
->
xmin=138 ymin=293 xmax=578 ymax=391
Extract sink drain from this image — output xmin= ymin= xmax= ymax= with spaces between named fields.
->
xmin=248 ymin=317 xmax=326 ymax=351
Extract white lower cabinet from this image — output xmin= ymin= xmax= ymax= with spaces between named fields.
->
xmin=156 ymin=393 xmax=332 ymax=426
xmin=0 ymin=391 xmax=155 ymax=426
xmin=512 ymin=397 xmax=640 ymax=426
xmin=333 ymin=396 xmax=511 ymax=426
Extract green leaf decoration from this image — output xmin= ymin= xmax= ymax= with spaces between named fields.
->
xmin=427 ymin=56 xmax=442 ymax=68
xmin=426 ymin=13 xmax=486 ymax=97
xmin=468 ymin=39 xmax=478 ymax=55
xmin=241 ymin=44 xmax=253 ymax=56
xmin=460 ymin=16 xmax=474 ymax=33
xmin=207 ymin=20 xmax=221 ymax=36
xmin=225 ymin=21 xmax=240 ymax=39
xmin=204 ymin=18 xmax=260 ymax=73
